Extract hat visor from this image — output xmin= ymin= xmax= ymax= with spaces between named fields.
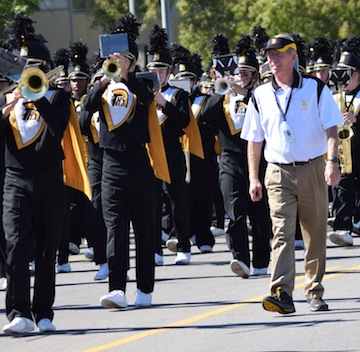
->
xmin=147 ymin=62 xmax=171 ymax=69
xmin=68 ymin=72 xmax=90 ymax=80
xmin=266 ymin=43 xmax=297 ymax=53
xmin=174 ymin=72 xmax=197 ymax=79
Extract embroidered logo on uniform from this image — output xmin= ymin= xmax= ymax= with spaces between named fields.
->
xmin=301 ymin=99 xmax=308 ymax=110
xmin=22 ymin=102 xmax=40 ymax=121
xmin=111 ymin=89 xmax=129 ymax=107
xmin=235 ymin=101 xmax=247 ymax=114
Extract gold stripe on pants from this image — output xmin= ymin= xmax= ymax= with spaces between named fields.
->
xmin=265 ymin=157 xmax=328 ymax=299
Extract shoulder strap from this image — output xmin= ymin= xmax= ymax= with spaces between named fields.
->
xmin=316 ymin=79 xmax=325 ymax=105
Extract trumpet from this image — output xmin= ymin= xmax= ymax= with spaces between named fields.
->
xmin=214 ymin=77 xmax=243 ymax=95
xmin=102 ymin=59 xmax=121 ymax=79
xmin=18 ymin=66 xmax=49 ymax=101
xmin=0 ymin=65 xmax=64 ymax=110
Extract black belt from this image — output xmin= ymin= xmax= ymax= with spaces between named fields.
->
xmin=273 ymin=156 xmax=322 ymax=167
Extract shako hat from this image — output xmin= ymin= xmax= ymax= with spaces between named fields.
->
xmin=68 ymin=40 xmax=90 ymax=80
xmin=4 ymin=13 xmax=52 ymax=68
xmin=146 ymin=25 xmax=172 ymax=69
xmin=53 ymin=47 xmax=70 ymax=85
xmin=310 ymin=36 xmax=333 ymax=70
xmin=337 ymin=35 xmax=360 ymax=71
xmin=234 ymin=33 xmax=259 ymax=72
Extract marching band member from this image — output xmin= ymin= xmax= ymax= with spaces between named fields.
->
xmin=1 ymin=14 xmax=69 ymax=333
xmin=172 ymin=54 xmax=217 ymax=253
xmin=329 ymin=36 xmax=360 ymax=246
xmin=82 ymin=13 xmax=158 ymax=308
xmin=146 ymin=25 xmax=193 ymax=265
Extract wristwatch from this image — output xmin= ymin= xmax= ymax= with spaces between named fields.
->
xmin=327 ymin=157 xmax=340 ymax=164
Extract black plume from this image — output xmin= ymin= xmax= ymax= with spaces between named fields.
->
xmin=210 ymin=33 xmax=230 ymax=56
xmin=234 ymin=33 xmax=253 ymax=56
xmin=112 ymin=12 xmax=141 ymax=41
xmin=169 ymin=42 xmax=190 ymax=66
xmin=4 ymin=13 xmax=36 ymax=50
xmin=90 ymin=51 xmax=104 ymax=75
xmin=190 ymin=52 xmax=203 ymax=78
xmin=251 ymin=25 xmax=269 ymax=52
xmin=53 ymin=47 xmax=70 ymax=70
xmin=332 ymin=38 xmax=346 ymax=63
xmin=148 ymin=24 xmax=169 ymax=54
xmin=291 ymin=33 xmax=306 ymax=58
xmin=312 ymin=36 xmax=332 ymax=59
xmin=69 ymin=40 xmax=88 ymax=64
xmin=341 ymin=35 xmax=360 ymax=55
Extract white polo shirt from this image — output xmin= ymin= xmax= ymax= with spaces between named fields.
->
xmin=241 ymin=71 xmax=343 ymax=163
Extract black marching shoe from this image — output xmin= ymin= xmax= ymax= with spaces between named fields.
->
xmin=307 ymin=296 xmax=329 ymax=312
xmin=262 ymin=286 xmax=296 ymax=314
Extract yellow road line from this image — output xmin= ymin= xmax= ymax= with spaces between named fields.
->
xmin=82 ymin=264 xmax=360 ymax=352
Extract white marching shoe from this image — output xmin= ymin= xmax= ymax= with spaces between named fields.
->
xmin=100 ymin=290 xmax=128 ymax=308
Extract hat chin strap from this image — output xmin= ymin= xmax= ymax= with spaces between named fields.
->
xmin=243 ymin=72 xmax=257 ymax=89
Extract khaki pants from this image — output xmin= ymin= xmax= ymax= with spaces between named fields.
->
xmin=265 ymin=157 xmax=328 ymax=299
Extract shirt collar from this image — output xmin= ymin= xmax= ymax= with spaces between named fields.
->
xmin=271 ymin=69 xmax=302 ymax=91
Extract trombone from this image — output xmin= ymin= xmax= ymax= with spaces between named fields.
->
xmin=0 ymin=65 xmax=63 ymax=110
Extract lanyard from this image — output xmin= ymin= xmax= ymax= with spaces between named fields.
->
xmin=274 ymin=88 xmax=293 ymax=122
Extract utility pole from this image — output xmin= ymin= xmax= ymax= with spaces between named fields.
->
xmin=160 ymin=0 xmax=173 ymax=43
xmin=128 ymin=0 xmax=136 ymax=16
xmin=67 ymin=0 xmax=74 ymax=43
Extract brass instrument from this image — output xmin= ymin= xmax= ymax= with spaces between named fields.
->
xmin=214 ymin=77 xmax=243 ymax=95
xmin=102 ymin=58 xmax=121 ymax=79
xmin=214 ymin=78 xmax=231 ymax=95
xmin=337 ymin=85 xmax=353 ymax=175
xmin=0 ymin=65 xmax=64 ymax=110
xmin=18 ymin=66 xmax=49 ymax=101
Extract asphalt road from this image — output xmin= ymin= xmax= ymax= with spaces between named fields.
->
xmin=1 ymin=227 xmax=360 ymax=352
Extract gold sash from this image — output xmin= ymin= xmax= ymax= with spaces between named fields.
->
xmin=181 ymin=100 xmax=204 ymax=160
xmin=62 ymin=100 xmax=92 ymax=200
xmin=146 ymin=101 xmax=171 ymax=184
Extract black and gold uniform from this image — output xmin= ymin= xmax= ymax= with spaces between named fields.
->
xmin=210 ymin=33 xmax=271 ymax=277
xmin=78 ymin=66 xmax=108 ymax=278
xmin=173 ymin=59 xmax=217 ymax=252
xmin=147 ymin=25 xmax=192 ymax=265
xmin=83 ymin=14 xmax=157 ymax=307
xmin=0 ymin=33 xmax=69 ymax=331
xmin=329 ymin=36 xmax=360 ymax=247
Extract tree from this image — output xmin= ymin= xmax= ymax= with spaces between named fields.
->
xmin=176 ymin=0 xmax=360 ymax=68
xmin=2 ymin=0 xmax=358 ymax=71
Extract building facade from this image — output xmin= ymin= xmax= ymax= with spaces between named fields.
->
xmin=32 ymin=0 xmax=180 ymax=69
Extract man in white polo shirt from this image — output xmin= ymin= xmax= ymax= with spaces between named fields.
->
xmin=241 ymin=34 xmax=342 ymax=314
